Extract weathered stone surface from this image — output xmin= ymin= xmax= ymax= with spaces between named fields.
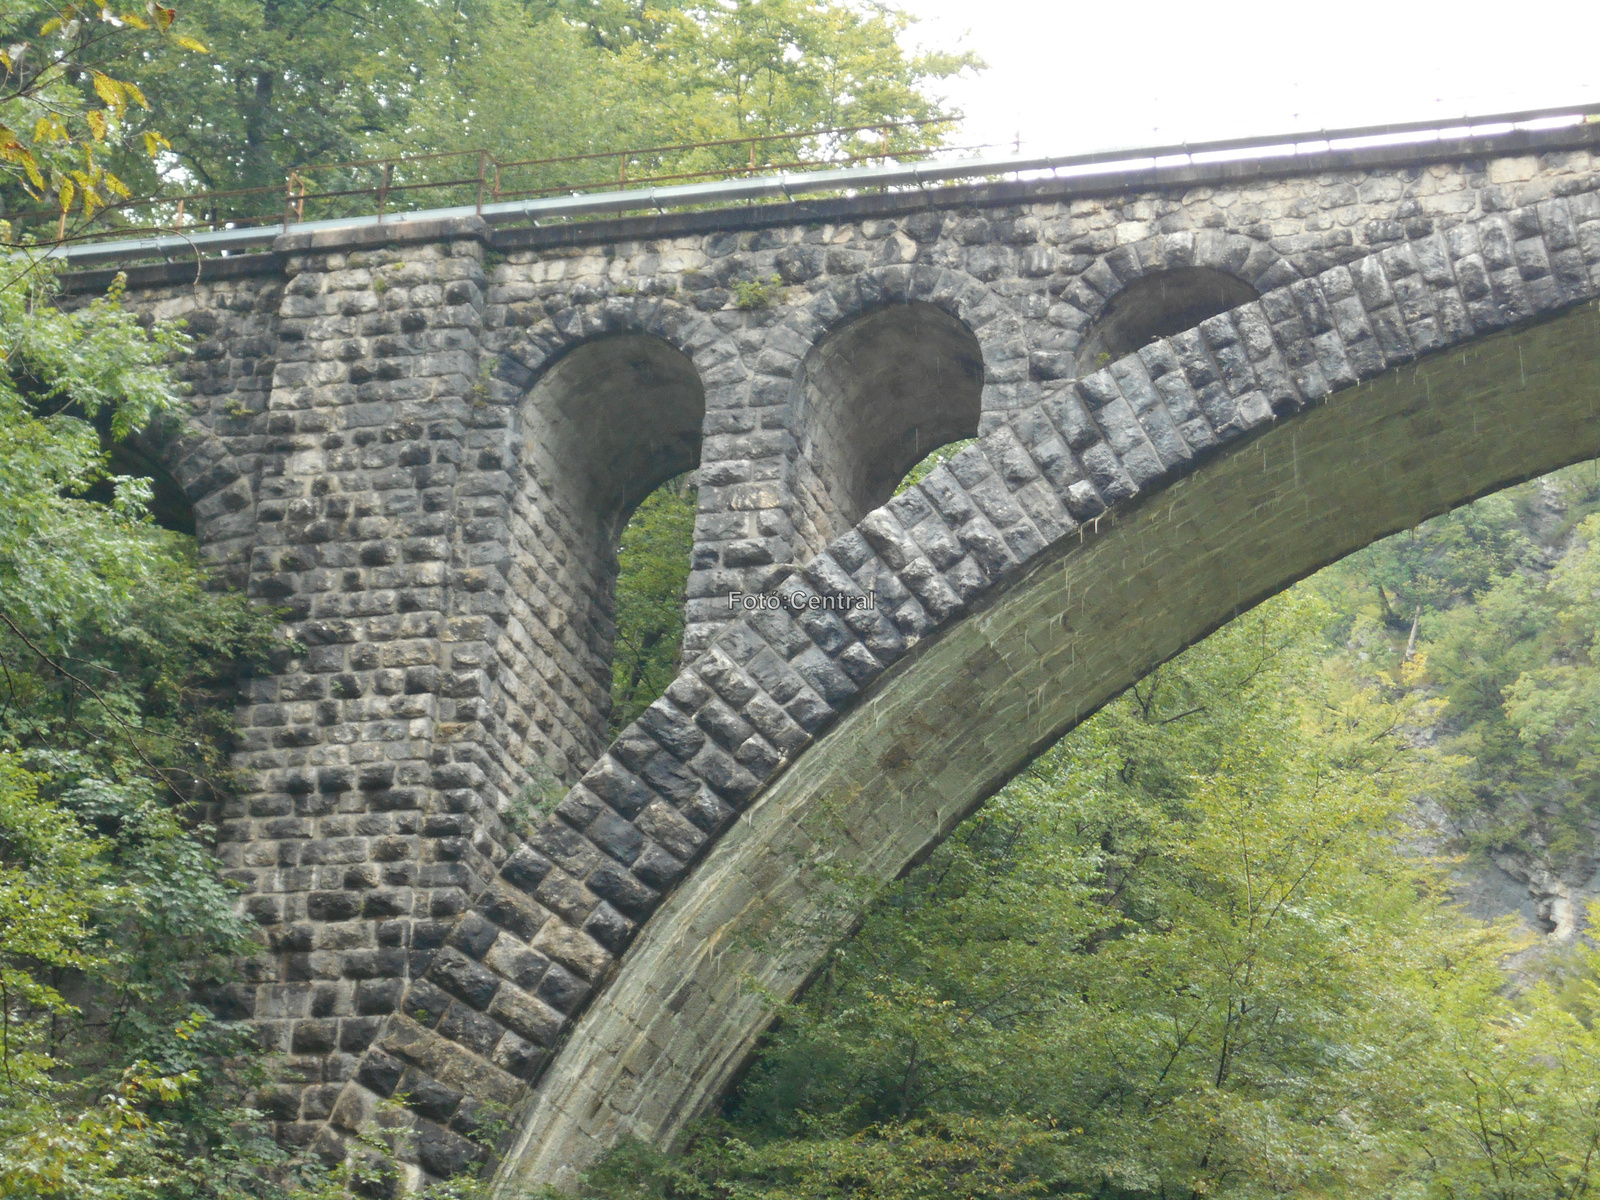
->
xmin=63 ymin=127 xmax=1600 ymax=1187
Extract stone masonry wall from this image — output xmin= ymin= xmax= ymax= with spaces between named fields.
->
xmin=63 ymin=127 xmax=1600 ymax=1186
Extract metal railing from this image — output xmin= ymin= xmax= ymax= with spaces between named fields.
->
xmin=25 ymin=100 xmax=1600 ymax=267
xmin=6 ymin=118 xmax=956 ymax=245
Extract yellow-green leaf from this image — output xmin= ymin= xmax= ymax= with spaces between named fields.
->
xmin=141 ymin=129 xmax=169 ymax=156
xmin=33 ymin=115 xmax=68 ymax=143
xmin=90 ymin=71 xmax=126 ymax=118
xmin=119 ymin=11 xmax=148 ymax=28
xmin=173 ymin=34 xmax=207 ymax=52
xmin=57 ymin=177 xmax=75 ymax=213
xmin=85 ymin=109 xmax=107 ymax=141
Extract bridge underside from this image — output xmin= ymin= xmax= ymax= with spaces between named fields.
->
xmin=499 ymin=300 xmax=1600 ymax=1191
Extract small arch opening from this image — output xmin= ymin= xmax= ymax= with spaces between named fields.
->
xmin=791 ymin=303 xmax=984 ymax=548
xmin=80 ymin=426 xmax=197 ymax=536
xmin=526 ymin=335 xmax=705 ymax=541
xmin=1077 ymin=267 xmax=1259 ymax=375
xmin=516 ymin=334 xmax=705 ymax=771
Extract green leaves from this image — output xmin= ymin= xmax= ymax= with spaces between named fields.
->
xmin=611 ymin=473 xmax=697 ymax=734
xmin=0 ymin=264 xmax=288 ymax=1198
xmin=575 ymin=581 xmax=1600 ymax=1199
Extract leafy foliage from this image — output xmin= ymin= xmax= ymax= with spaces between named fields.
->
xmin=1316 ymin=466 xmax=1600 ymax=868
xmin=612 ymin=473 xmax=697 ymax=735
xmin=573 ymin=568 xmax=1600 ymax=1199
xmin=0 ymin=265 xmax=306 ymax=1197
xmin=90 ymin=0 xmax=976 ymax=215
xmin=0 ymin=0 xmax=207 ymax=229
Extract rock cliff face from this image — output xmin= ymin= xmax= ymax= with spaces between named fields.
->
xmin=1401 ymin=475 xmax=1600 ymax=960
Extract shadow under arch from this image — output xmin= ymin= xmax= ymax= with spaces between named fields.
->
xmin=496 ymin=297 xmax=1600 ymax=1192
xmin=1077 ymin=266 xmax=1261 ymax=375
xmin=82 ymin=434 xmax=198 ymax=535
xmin=514 ymin=333 xmax=707 ymax=761
xmin=790 ymin=302 xmax=984 ymax=547
xmin=523 ymin=333 xmax=706 ymax=541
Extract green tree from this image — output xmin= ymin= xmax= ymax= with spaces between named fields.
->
xmin=611 ymin=474 xmax=696 ymax=735
xmin=569 ymin=586 xmax=1600 ymax=1199
xmin=83 ymin=0 xmax=978 ymax=217
xmin=613 ymin=0 xmax=978 ymax=168
xmin=0 ymin=267 xmax=302 ymax=1196
xmin=0 ymin=0 xmax=205 ymax=235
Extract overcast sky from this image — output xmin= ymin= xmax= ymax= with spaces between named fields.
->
xmin=897 ymin=0 xmax=1600 ymax=156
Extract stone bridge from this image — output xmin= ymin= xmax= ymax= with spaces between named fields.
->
xmin=65 ymin=116 xmax=1600 ymax=1191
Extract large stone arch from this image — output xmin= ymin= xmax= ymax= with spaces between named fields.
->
xmin=292 ymin=193 xmax=1600 ymax=1189
xmin=477 ymin=197 xmax=1600 ymax=1190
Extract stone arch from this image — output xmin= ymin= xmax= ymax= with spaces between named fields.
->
xmin=129 ymin=415 xmax=256 ymax=587
xmin=496 ymin=294 xmax=733 ymax=408
xmin=500 ymin=323 xmax=710 ymax=767
xmin=480 ymin=200 xmax=1600 ymax=1191
xmin=787 ymin=302 xmax=985 ymax=544
xmin=774 ymin=266 xmax=1036 ymax=558
xmin=1076 ymin=267 xmax=1261 ymax=373
xmin=497 ymin=294 xmax=765 ymax=668
xmin=1066 ymin=232 xmax=1298 ymax=379
xmin=519 ymin=334 xmax=706 ymax=543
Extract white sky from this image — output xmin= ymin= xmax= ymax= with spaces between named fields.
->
xmin=897 ymin=0 xmax=1600 ymax=156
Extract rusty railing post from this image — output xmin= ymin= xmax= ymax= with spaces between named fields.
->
xmin=477 ymin=150 xmax=487 ymax=214
xmin=377 ymin=161 xmax=392 ymax=218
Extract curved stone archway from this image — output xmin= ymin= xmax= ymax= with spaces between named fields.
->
xmin=135 ymin=416 xmax=256 ymax=586
xmin=480 ymin=201 xmax=1600 ymax=1189
xmin=1043 ymin=231 xmax=1297 ymax=383
xmin=503 ymin=333 xmax=708 ymax=772
xmin=1075 ymin=266 xmax=1263 ymax=374
xmin=787 ymin=302 xmax=985 ymax=550
xmin=501 ymin=295 xmax=1600 ymax=1192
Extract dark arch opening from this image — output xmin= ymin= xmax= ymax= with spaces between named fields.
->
xmin=1077 ymin=267 xmax=1260 ymax=375
xmin=791 ymin=303 xmax=984 ymax=549
xmin=516 ymin=334 xmax=706 ymax=771
xmin=526 ymin=335 xmax=705 ymax=540
xmin=80 ymin=428 xmax=197 ymax=536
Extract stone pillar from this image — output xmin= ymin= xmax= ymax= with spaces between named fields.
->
xmin=215 ymin=219 xmax=541 ymax=1161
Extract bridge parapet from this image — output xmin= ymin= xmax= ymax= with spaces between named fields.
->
xmin=64 ymin=129 xmax=1600 ymax=1186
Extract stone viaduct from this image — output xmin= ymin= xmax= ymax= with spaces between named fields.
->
xmin=61 ymin=115 xmax=1600 ymax=1191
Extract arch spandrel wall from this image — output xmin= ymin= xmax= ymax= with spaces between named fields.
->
xmin=64 ymin=132 xmax=1600 ymax=1187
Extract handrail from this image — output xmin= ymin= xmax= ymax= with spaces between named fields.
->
xmin=30 ymin=100 xmax=1600 ymax=267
